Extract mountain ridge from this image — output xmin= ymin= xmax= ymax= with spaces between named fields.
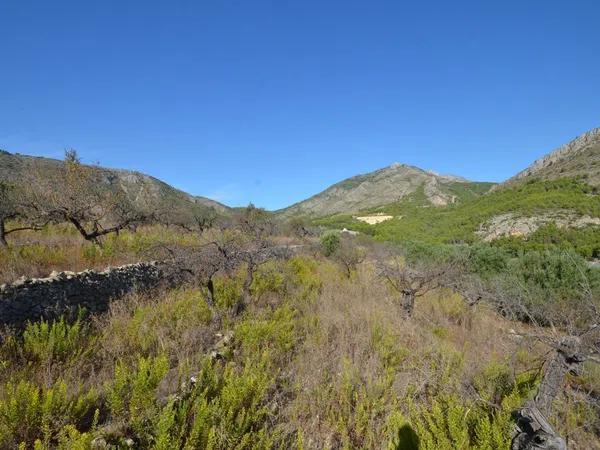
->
xmin=0 ymin=150 xmax=230 ymax=216
xmin=505 ymin=127 xmax=600 ymax=186
xmin=278 ymin=162 xmax=495 ymax=217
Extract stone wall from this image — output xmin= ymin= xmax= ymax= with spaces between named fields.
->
xmin=0 ymin=262 xmax=169 ymax=329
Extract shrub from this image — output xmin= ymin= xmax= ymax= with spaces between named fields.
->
xmin=235 ymin=304 xmax=298 ymax=358
xmin=213 ymin=271 xmax=245 ymax=309
xmin=23 ymin=315 xmax=89 ymax=365
xmin=0 ymin=380 xmax=97 ymax=448
xmin=106 ymin=355 xmax=169 ymax=437
xmin=467 ymin=244 xmax=510 ymax=278
xmin=103 ymin=288 xmax=213 ymax=355
xmin=251 ymin=260 xmax=286 ymax=300
xmin=150 ymin=357 xmax=278 ymax=449
xmin=321 ymin=231 xmax=341 ymax=257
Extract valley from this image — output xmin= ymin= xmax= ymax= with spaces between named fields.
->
xmin=0 ymin=128 xmax=599 ymax=449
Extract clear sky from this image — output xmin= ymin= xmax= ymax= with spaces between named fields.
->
xmin=1 ymin=1 xmax=599 ymax=209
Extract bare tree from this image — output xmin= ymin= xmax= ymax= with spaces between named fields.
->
xmin=511 ymin=328 xmax=599 ymax=450
xmin=25 ymin=150 xmax=148 ymax=245
xmin=286 ymin=216 xmax=315 ymax=238
xmin=333 ymin=236 xmax=366 ymax=278
xmin=377 ymin=251 xmax=452 ymax=317
xmin=484 ymin=262 xmax=600 ymax=449
xmin=235 ymin=203 xmax=276 ymax=239
xmin=0 ymin=181 xmax=47 ymax=247
xmin=156 ymin=201 xmax=218 ymax=234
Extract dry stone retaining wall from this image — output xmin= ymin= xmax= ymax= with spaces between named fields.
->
xmin=0 ymin=262 xmax=170 ymax=329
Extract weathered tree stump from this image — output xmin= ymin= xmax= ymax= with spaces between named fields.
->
xmin=511 ymin=336 xmax=585 ymax=450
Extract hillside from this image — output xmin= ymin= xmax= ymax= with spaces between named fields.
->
xmin=315 ymin=178 xmax=600 ymax=256
xmin=278 ymin=162 xmax=495 ymax=217
xmin=506 ymin=127 xmax=600 ymax=186
xmin=0 ymin=150 xmax=230 ymax=216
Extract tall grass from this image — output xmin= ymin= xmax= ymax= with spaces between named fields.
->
xmin=0 ymin=255 xmax=598 ymax=448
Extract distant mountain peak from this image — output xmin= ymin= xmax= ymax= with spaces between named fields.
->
xmin=279 ymin=162 xmax=493 ymax=217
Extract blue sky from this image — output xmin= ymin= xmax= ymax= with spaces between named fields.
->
xmin=1 ymin=1 xmax=599 ymax=209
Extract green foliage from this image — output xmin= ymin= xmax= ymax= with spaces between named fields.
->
xmin=321 ymin=231 xmax=341 ymax=256
xmin=54 ymin=413 xmax=99 ymax=450
xmin=106 ymin=355 xmax=169 ymax=435
xmin=235 ymin=304 xmax=298 ymax=357
xmin=397 ymin=395 xmax=509 ymax=450
xmin=2 ymin=237 xmax=597 ymax=448
xmin=213 ymin=271 xmax=245 ymax=309
xmin=314 ymin=179 xmax=600 ymax=254
xmin=104 ymin=288 xmax=213 ymax=354
xmin=175 ymin=357 xmax=278 ymax=449
xmin=251 ymin=260 xmax=286 ymax=300
xmin=510 ymin=248 xmax=598 ymax=295
xmin=153 ymin=400 xmax=179 ymax=450
xmin=284 ymin=256 xmax=322 ymax=301
xmin=309 ymin=361 xmax=397 ymax=449
xmin=494 ymin=223 xmax=600 ymax=259
xmin=0 ymin=379 xmax=97 ymax=448
xmin=388 ymin=362 xmax=537 ymax=449
xmin=466 ymin=244 xmax=511 ymax=278
xmin=371 ymin=324 xmax=409 ymax=373
xmin=23 ymin=315 xmax=89 ymax=365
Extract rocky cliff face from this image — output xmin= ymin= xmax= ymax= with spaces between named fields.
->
xmin=507 ymin=127 xmax=600 ymax=186
xmin=476 ymin=211 xmax=600 ymax=241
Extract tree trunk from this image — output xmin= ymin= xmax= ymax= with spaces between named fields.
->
xmin=511 ymin=406 xmax=566 ymax=450
xmin=511 ymin=336 xmax=583 ymax=450
xmin=206 ymin=277 xmax=215 ymax=307
xmin=401 ymin=289 xmax=416 ymax=317
xmin=0 ymin=219 xmax=7 ymax=248
xmin=535 ymin=336 xmax=584 ymax=417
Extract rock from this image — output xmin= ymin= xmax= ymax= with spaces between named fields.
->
xmin=0 ymin=261 xmax=169 ymax=329
xmin=91 ymin=437 xmax=108 ymax=449
xmin=477 ymin=211 xmax=600 ymax=241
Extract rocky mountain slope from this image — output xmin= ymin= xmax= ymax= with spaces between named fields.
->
xmin=278 ymin=162 xmax=494 ymax=217
xmin=506 ymin=127 xmax=600 ymax=186
xmin=0 ymin=150 xmax=229 ymax=216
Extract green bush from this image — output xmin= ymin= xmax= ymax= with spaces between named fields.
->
xmin=104 ymin=288 xmax=213 ymax=353
xmin=0 ymin=380 xmax=97 ymax=448
xmin=251 ymin=260 xmax=286 ymax=300
xmin=213 ymin=271 xmax=245 ymax=309
xmin=467 ymin=244 xmax=511 ymax=278
xmin=23 ymin=316 xmax=89 ymax=365
xmin=235 ymin=304 xmax=298 ymax=357
xmin=106 ymin=355 xmax=169 ymax=436
xmin=321 ymin=231 xmax=341 ymax=257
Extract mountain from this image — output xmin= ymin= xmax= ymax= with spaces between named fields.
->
xmin=307 ymin=129 xmax=600 ymax=256
xmin=0 ymin=150 xmax=230 ymax=216
xmin=278 ymin=162 xmax=495 ymax=217
xmin=506 ymin=127 xmax=600 ymax=186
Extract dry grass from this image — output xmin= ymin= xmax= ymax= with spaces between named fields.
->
xmin=283 ymin=260 xmax=600 ymax=449
xmin=0 ymin=224 xmax=203 ymax=284
xmin=0 ymin=242 xmax=599 ymax=448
